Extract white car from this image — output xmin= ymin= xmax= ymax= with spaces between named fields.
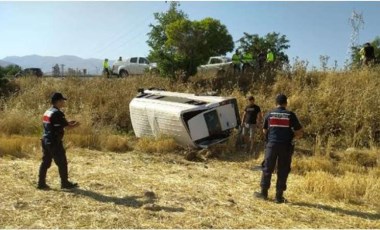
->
xmin=112 ymin=57 xmax=157 ymax=77
xmin=197 ymin=56 xmax=232 ymax=73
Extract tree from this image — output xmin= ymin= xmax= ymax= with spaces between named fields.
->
xmin=238 ymin=32 xmax=290 ymax=68
xmin=52 ymin=64 xmax=60 ymax=77
xmin=0 ymin=65 xmax=21 ymax=89
xmin=147 ymin=2 xmax=187 ymax=77
xmin=1 ymin=65 xmax=22 ymax=76
xmin=147 ymin=2 xmax=234 ymax=78
xmin=165 ymin=17 xmax=234 ymax=77
xmin=0 ymin=67 xmax=9 ymax=94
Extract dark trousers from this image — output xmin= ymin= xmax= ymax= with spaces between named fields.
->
xmin=233 ymin=63 xmax=241 ymax=73
xmin=242 ymin=63 xmax=250 ymax=73
xmin=103 ymin=68 xmax=110 ymax=78
xmin=38 ymin=139 xmax=68 ymax=185
xmin=260 ymin=142 xmax=293 ymax=192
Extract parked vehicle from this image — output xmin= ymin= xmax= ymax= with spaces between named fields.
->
xmin=111 ymin=57 xmax=157 ymax=77
xmin=197 ymin=56 xmax=232 ymax=73
xmin=129 ymin=88 xmax=241 ymax=148
xmin=15 ymin=68 xmax=43 ymax=77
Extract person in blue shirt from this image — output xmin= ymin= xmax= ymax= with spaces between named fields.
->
xmin=255 ymin=94 xmax=303 ymax=203
xmin=38 ymin=92 xmax=80 ymax=190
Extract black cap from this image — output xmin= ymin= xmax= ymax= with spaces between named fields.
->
xmin=276 ymin=94 xmax=287 ymax=105
xmin=51 ymin=92 xmax=67 ymax=103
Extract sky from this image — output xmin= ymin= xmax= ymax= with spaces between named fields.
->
xmin=1 ymin=1 xmax=379 ymax=68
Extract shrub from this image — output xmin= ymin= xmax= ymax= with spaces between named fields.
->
xmin=101 ymin=135 xmax=131 ymax=153
xmin=0 ymin=135 xmax=40 ymax=158
xmin=135 ymin=136 xmax=180 ymax=154
xmin=301 ymin=171 xmax=377 ymax=203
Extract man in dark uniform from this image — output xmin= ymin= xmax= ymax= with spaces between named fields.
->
xmin=240 ymin=96 xmax=262 ymax=156
xmin=37 ymin=92 xmax=80 ymax=190
xmin=255 ymin=94 xmax=303 ymax=203
xmin=363 ymin=42 xmax=375 ymax=66
xmin=257 ymin=51 xmax=266 ymax=70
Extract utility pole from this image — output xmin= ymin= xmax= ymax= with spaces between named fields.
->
xmin=347 ymin=10 xmax=364 ymax=62
xmin=61 ymin=64 xmax=65 ymax=77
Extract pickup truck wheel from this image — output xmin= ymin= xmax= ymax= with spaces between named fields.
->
xmin=119 ymin=70 xmax=129 ymax=78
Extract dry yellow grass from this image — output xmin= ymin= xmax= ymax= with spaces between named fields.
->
xmin=0 ymin=135 xmax=40 ymax=158
xmin=301 ymin=171 xmax=380 ymax=204
xmin=1 ymin=69 xmax=380 ymax=228
xmin=1 ymin=68 xmax=380 ymax=150
xmin=0 ymin=148 xmax=379 ymax=228
xmin=135 ymin=136 xmax=181 ymax=154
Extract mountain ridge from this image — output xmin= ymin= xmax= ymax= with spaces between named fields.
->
xmin=2 ymin=55 xmax=106 ymax=75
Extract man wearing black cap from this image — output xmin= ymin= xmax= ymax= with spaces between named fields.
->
xmin=37 ymin=92 xmax=80 ymax=190
xmin=255 ymin=94 xmax=303 ymax=203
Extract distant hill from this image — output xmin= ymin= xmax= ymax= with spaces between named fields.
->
xmin=0 ymin=60 xmax=16 ymax=67
xmin=2 ymin=55 xmax=106 ymax=75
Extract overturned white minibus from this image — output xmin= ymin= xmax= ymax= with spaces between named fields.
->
xmin=129 ymin=89 xmax=241 ymax=148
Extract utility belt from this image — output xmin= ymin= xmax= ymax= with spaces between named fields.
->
xmin=265 ymin=141 xmax=295 ymax=155
xmin=41 ymin=136 xmax=63 ymax=146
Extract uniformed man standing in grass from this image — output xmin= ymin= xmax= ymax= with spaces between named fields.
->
xmin=37 ymin=92 xmax=80 ymax=190
xmin=255 ymin=94 xmax=303 ymax=203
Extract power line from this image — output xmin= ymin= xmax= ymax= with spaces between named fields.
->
xmin=90 ymin=15 xmax=152 ymax=58
xmin=104 ymin=19 xmax=151 ymax=57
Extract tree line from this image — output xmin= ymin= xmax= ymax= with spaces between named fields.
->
xmin=147 ymin=2 xmax=380 ymax=79
xmin=146 ymin=2 xmax=290 ymax=79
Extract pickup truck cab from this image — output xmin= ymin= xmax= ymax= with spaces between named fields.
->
xmin=112 ymin=57 xmax=157 ymax=77
xmin=197 ymin=56 xmax=232 ymax=73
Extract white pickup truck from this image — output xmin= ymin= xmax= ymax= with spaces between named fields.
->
xmin=197 ymin=56 xmax=232 ymax=73
xmin=111 ymin=57 xmax=157 ymax=77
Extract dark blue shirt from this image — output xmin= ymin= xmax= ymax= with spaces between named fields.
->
xmin=42 ymin=107 xmax=69 ymax=142
xmin=263 ymin=107 xmax=302 ymax=144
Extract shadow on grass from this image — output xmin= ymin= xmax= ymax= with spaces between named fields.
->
xmin=65 ymin=188 xmax=185 ymax=212
xmin=291 ymin=201 xmax=380 ymax=220
xmin=218 ymin=143 xmax=313 ymax=163
xmin=215 ymin=139 xmax=266 ymax=163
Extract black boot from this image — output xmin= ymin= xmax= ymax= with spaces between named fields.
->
xmin=254 ymin=188 xmax=268 ymax=200
xmin=275 ymin=191 xmax=286 ymax=203
xmin=38 ymin=166 xmax=49 ymax=190
xmin=61 ymin=181 xmax=79 ymax=189
xmin=37 ymin=183 xmax=51 ymax=190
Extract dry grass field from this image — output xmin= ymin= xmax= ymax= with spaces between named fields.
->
xmin=0 ymin=147 xmax=379 ymax=228
xmin=0 ymin=68 xmax=379 ymax=228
